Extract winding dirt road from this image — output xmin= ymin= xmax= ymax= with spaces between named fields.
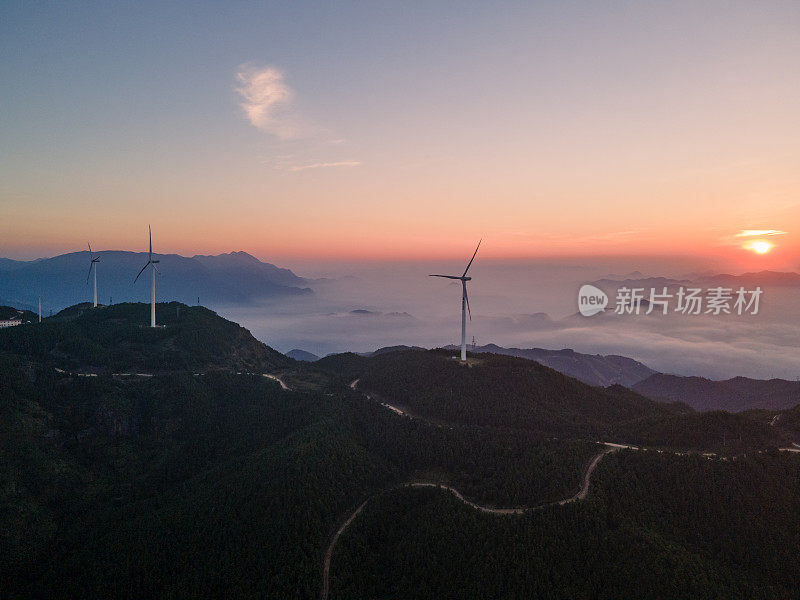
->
xmin=559 ymin=445 xmax=618 ymax=504
xmin=319 ymin=445 xmax=619 ymax=600
xmin=349 ymin=379 xmax=422 ymax=420
xmin=263 ymin=373 xmax=291 ymax=390
xmin=320 ymin=498 xmax=370 ymax=600
xmin=326 ymin=379 xmax=800 ymax=599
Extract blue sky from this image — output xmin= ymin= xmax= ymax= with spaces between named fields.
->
xmin=2 ymin=1 xmax=798 ymax=264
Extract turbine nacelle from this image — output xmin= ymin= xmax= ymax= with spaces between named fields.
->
xmin=134 ymin=226 xmax=161 ymax=282
xmin=86 ymin=243 xmax=100 ymax=283
xmin=86 ymin=242 xmax=100 ymax=308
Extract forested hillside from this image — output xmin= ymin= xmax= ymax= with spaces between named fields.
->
xmin=1 ymin=350 xmax=597 ymax=598
xmin=0 ymin=305 xmax=38 ymax=322
xmin=320 ymin=349 xmax=686 ymax=438
xmin=317 ymin=349 xmax=792 ymax=451
xmin=0 ymin=302 xmax=291 ymax=373
xmin=330 ymin=451 xmax=800 ymax=600
xmin=2 ymin=319 xmax=798 ymax=598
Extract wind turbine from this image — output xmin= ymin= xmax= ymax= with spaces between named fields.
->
xmin=86 ymin=243 xmax=99 ymax=307
xmin=430 ymin=240 xmax=481 ymax=362
xmin=134 ymin=225 xmax=160 ymax=327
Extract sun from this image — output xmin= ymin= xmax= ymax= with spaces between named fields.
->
xmin=744 ymin=240 xmax=773 ymax=254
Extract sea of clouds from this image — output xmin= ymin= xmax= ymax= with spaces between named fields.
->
xmin=218 ymin=257 xmax=800 ymax=380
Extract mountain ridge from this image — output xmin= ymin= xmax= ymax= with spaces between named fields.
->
xmin=0 ymin=301 xmax=292 ymax=373
xmin=634 ymin=372 xmax=800 ymax=412
xmin=593 ymin=269 xmax=800 ymax=290
xmin=0 ymin=250 xmax=311 ymax=311
xmin=442 ymin=343 xmax=656 ymax=387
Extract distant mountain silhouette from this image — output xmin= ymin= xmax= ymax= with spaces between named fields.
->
xmin=634 ymin=373 xmax=800 ymax=412
xmin=592 ymin=276 xmax=691 ymax=290
xmin=594 ymin=270 xmax=800 ymax=290
xmin=697 ymin=270 xmax=800 ymax=287
xmin=366 ymin=345 xmax=427 ymax=356
xmin=0 ymin=250 xmax=311 ymax=311
xmin=0 ymin=257 xmax=37 ymax=272
xmin=191 ymin=251 xmax=304 ymax=287
xmin=347 ymin=309 xmax=415 ymax=318
xmin=444 ymin=343 xmax=656 ymax=387
xmin=286 ymin=349 xmax=321 ymax=362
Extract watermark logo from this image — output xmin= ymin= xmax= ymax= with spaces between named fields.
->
xmin=578 ymin=284 xmax=763 ymax=317
xmin=578 ymin=284 xmax=608 ymax=316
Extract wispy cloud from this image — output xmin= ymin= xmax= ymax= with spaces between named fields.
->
xmin=290 ymin=161 xmax=362 ymax=172
xmin=236 ymin=63 xmax=361 ymax=168
xmin=235 ymin=64 xmax=302 ymax=139
xmin=734 ymin=229 xmax=787 ymax=237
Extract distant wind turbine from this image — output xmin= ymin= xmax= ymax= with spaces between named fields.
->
xmin=86 ymin=243 xmax=100 ymax=307
xmin=134 ymin=225 xmax=160 ymax=327
xmin=430 ymin=240 xmax=481 ymax=362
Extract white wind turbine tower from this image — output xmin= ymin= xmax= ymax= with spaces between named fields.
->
xmin=134 ymin=225 xmax=160 ymax=327
xmin=86 ymin=243 xmax=99 ymax=307
xmin=430 ymin=240 xmax=481 ymax=362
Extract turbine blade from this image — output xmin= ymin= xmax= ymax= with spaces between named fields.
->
xmin=149 ymin=225 xmax=152 ymax=259
xmin=462 ymin=239 xmax=482 ymax=277
xmin=464 ymin=284 xmax=472 ymax=321
xmin=134 ymin=262 xmax=149 ymax=283
xmin=88 ymin=242 xmax=92 ymax=255
xmin=429 ymin=274 xmax=462 ymax=279
xmin=86 ymin=263 xmax=93 ymax=284
xmin=153 ymin=263 xmax=161 ymax=275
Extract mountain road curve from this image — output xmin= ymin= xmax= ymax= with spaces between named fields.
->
xmin=320 ymin=445 xmax=619 ymax=600
xmin=324 ymin=380 xmax=800 ymax=599
xmin=263 ymin=373 xmax=291 ymax=390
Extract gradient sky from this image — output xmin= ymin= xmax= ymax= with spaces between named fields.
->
xmin=2 ymin=1 xmax=799 ymax=267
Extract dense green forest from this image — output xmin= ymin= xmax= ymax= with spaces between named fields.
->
xmin=330 ymin=451 xmax=800 ymax=600
xmin=0 ymin=302 xmax=290 ymax=373
xmin=2 ymin=305 xmax=799 ymax=598
xmin=318 ymin=349 xmax=793 ymax=451
xmin=318 ymin=350 xmax=690 ymax=438
xmin=1 ymin=348 xmax=597 ymax=597
xmin=0 ymin=305 xmax=38 ymax=322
